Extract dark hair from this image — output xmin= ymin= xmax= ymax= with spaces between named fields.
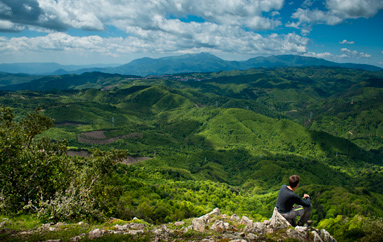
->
xmin=289 ymin=175 xmax=300 ymax=188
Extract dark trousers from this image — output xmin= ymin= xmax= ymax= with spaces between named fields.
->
xmin=281 ymin=205 xmax=312 ymax=226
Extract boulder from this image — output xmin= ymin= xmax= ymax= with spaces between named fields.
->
xmin=240 ymin=215 xmax=253 ymax=227
xmin=174 ymin=221 xmax=185 ymax=227
xmin=129 ymin=223 xmax=147 ymax=230
xmin=269 ymin=207 xmax=291 ymax=230
xmin=192 ymin=208 xmax=221 ymax=232
xmin=115 ymin=224 xmax=128 ymax=231
xmin=210 ymin=220 xmax=231 ymax=232
xmin=88 ymin=229 xmax=106 ymax=240
xmin=230 ymin=214 xmax=240 ymax=221
xmin=312 ymin=230 xmax=324 ymax=242
xmin=69 ymin=233 xmax=85 ymax=242
xmin=128 ymin=230 xmax=144 ymax=235
xmin=244 ymin=221 xmax=266 ymax=234
xmin=320 ymin=229 xmax=337 ymax=242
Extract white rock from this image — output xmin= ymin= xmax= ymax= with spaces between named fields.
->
xmin=174 ymin=221 xmax=185 ymax=226
xmin=240 ymin=215 xmax=253 ymax=227
xmin=128 ymin=229 xmax=144 ymax=235
xmin=269 ymin=207 xmax=291 ymax=230
xmin=88 ymin=229 xmax=105 ymax=239
xmin=320 ymin=229 xmax=337 ymax=242
xmin=312 ymin=230 xmax=324 ymax=242
xmin=230 ymin=214 xmax=240 ymax=221
xmin=210 ymin=220 xmax=227 ymax=232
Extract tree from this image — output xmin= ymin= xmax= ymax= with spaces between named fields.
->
xmin=0 ymin=106 xmax=66 ymax=212
xmin=0 ymin=106 xmax=126 ymax=222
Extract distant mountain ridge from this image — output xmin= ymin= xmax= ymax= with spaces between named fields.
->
xmin=0 ymin=53 xmax=381 ymax=76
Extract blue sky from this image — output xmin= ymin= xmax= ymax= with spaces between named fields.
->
xmin=0 ymin=0 xmax=382 ymax=67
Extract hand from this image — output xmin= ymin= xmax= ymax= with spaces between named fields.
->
xmin=303 ymin=194 xmax=310 ymax=199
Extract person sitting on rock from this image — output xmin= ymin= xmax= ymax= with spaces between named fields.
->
xmin=275 ymin=175 xmax=312 ymax=227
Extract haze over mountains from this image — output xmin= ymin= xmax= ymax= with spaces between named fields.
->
xmin=0 ymin=53 xmax=381 ymax=76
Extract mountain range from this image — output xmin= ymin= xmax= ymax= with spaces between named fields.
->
xmin=0 ymin=53 xmax=381 ymax=76
xmin=1 ymin=65 xmax=383 ymax=241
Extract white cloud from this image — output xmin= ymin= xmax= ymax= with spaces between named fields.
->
xmin=339 ymin=39 xmax=354 ymax=44
xmin=327 ymin=0 xmax=383 ymax=19
xmin=304 ymin=52 xmax=333 ymax=59
xmin=290 ymin=0 xmax=383 ymax=33
xmin=0 ymin=20 xmax=25 ymax=32
xmin=0 ymin=0 xmax=285 ymax=32
xmin=340 ymin=48 xmax=371 ymax=58
xmin=0 ymin=30 xmax=309 ymax=58
xmin=1 ymin=0 xmax=313 ymax=60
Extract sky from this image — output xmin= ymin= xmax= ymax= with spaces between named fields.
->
xmin=0 ymin=0 xmax=382 ymax=67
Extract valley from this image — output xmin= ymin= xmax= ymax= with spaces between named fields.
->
xmin=1 ymin=66 xmax=383 ymax=241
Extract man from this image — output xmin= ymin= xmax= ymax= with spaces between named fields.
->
xmin=275 ymin=175 xmax=312 ymax=227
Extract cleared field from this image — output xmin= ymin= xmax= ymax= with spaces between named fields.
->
xmin=78 ymin=130 xmax=142 ymax=144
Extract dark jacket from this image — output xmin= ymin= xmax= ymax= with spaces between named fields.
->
xmin=276 ymin=185 xmax=311 ymax=213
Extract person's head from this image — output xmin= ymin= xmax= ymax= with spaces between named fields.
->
xmin=289 ymin=175 xmax=300 ymax=189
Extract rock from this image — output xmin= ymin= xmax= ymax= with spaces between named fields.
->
xmin=153 ymin=225 xmax=170 ymax=235
xmin=49 ymin=227 xmax=57 ymax=231
xmin=41 ymin=223 xmax=52 ymax=230
xmin=55 ymin=222 xmax=67 ymax=226
xmin=295 ymin=226 xmax=309 ymax=241
xmin=240 ymin=215 xmax=253 ymax=227
xmin=245 ymin=221 xmax=266 ymax=234
xmin=320 ymin=229 xmax=337 ymax=242
xmin=230 ymin=214 xmax=240 ymax=221
xmin=201 ymin=238 xmax=215 ymax=242
xmin=247 ymin=233 xmax=258 ymax=240
xmin=192 ymin=216 xmax=207 ymax=232
xmin=0 ymin=218 xmax=9 ymax=229
xmin=69 ymin=233 xmax=86 ymax=242
xmin=192 ymin=208 xmax=221 ymax=232
xmin=88 ymin=229 xmax=105 ymax=240
xmin=115 ymin=224 xmax=128 ymax=231
xmin=180 ymin=226 xmax=189 ymax=233
xmin=269 ymin=207 xmax=291 ymax=230
xmin=17 ymin=208 xmax=337 ymax=242
xmin=209 ymin=208 xmax=221 ymax=216
xmin=174 ymin=221 xmax=185 ymax=226
xmin=128 ymin=229 xmax=144 ymax=235
xmin=210 ymin=220 xmax=229 ymax=232
xmin=312 ymin=230 xmax=324 ymax=242
xmin=129 ymin=223 xmax=147 ymax=230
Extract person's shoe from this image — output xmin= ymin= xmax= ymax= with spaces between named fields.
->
xmin=297 ymin=220 xmax=313 ymax=227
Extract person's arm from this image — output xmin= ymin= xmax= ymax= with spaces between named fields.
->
xmin=294 ymin=193 xmax=311 ymax=207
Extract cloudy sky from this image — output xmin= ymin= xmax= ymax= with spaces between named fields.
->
xmin=0 ymin=0 xmax=382 ymax=67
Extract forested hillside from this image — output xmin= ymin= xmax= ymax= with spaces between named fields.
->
xmin=1 ymin=67 xmax=383 ymax=241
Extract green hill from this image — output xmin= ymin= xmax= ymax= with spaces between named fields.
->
xmin=1 ymin=67 xmax=383 ymax=241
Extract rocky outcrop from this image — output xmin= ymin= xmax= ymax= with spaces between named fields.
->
xmin=10 ymin=208 xmax=336 ymax=242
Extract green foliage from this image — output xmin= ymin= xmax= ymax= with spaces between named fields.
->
xmin=1 ymin=67 xmax=383 ymax=241
xmin=0 ymin=107 xmax=127 ymax=222
xmin=0 ymin=106 xmax=67 ymax=212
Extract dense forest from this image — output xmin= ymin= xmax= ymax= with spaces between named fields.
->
xmin=1 ymin=67 xmax=383 ymax=241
